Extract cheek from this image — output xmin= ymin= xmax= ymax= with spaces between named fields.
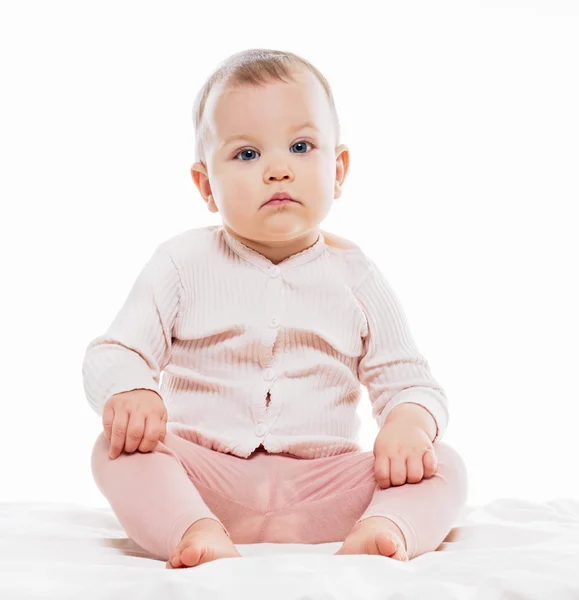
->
xmin=218 ymin=177 xmax=256 ymax=218
xmin=229 ymin=179 xmax=254 ymax=201
xmin=307 ymin=151 xmax=334 ymax=176
xmin=308 ymin=157 xmax=336 ymax=189
xmin=214 ymin=169 xmax=252 ymax=198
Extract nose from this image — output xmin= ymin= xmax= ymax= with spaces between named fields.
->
xmin=264 ymin=159 xmax=294 ymax=183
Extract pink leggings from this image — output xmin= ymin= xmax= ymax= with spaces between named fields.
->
xmin=91 ymin=429 xmax=468 ymax=562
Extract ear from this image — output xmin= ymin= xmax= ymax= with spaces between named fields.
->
xmin=191 ymin=162 xmax=218 ymax=213
xmin=334 ymin=144 xmax=350 ymax=200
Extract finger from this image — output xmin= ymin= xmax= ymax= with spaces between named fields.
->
xmin=374 ymin=456 xmax=391 ymax=488
xmin=423 ymin=448 xmax=438 ymax=478
xmin=124 ymin=411 xmax=145 ymax=453
xmin=158 ymin=410 xmax=168 ymax=443
xmin=389 ymin=455 xmax=407 ymax=486
xmin=102 ymin=403 xmax=115 ymax=442
xmin=109 ymin=410 xmax=129 ymax=459
xmin=406 ymin=453 xmax=425 ymax=484
xmin=138 ymin=416 xmax=162 ymax=453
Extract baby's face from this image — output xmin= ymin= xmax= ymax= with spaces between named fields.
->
xmin=191 ymin=68 xmax=348 ymax=246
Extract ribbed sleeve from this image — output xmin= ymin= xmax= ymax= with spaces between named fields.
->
xmin=82 ymin=244 xmax=182 ymax=416
xmin=354 ymin=264 xmax=449 ymax=442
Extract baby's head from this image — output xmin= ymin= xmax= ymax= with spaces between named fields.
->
xmin=190 ymin=48 xmax=350 ymax=260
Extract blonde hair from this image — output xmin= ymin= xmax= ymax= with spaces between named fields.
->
xmin=192 ymin=48 xmax=341 ymax=164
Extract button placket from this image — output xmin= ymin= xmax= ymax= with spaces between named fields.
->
xmin=254 ymin=263 xmax=285 ymax=441
xmin=254 ymin=265 xmax=283 ymax=437
xmin=260 ymin=266 xmax=282 ymax=366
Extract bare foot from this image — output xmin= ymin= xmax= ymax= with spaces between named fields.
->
xmin=334 ymin=517 xmax=409 ymax=561
xmin=166 ymin=518 xmax=241 ymax=569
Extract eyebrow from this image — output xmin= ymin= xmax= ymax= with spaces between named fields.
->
xmin=221 ymin=121 xmax=319 ymax=148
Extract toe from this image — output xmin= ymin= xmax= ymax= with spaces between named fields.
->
xmin=180 ymin=544 xmax=205 ymax=567
xmin=376 ymin=533 xmax=409 ymax=561
xmin=167 ymin=550 xmax=183 ymax=569
xmin=375 ymin=532 xmax=398 ymax=557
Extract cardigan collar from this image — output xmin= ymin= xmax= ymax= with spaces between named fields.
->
xmin=220 ymin=225 xmax=326 ymax=272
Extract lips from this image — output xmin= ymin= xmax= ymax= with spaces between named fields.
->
xmin=263 ymin=192 xmax=298 ymax=207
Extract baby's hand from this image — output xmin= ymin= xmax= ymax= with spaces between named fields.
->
xmin=102 ymin=389 xmax=168 ymax=459
xmin=373 ymin=420 xmax=438 ymax=489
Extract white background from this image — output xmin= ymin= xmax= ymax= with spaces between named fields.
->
xmin=0 ymin=0 xmax=577 ymax=509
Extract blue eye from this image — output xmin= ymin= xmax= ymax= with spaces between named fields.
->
xmin=236 ymin=148 xmax=259 ymax=161
xmin=234 ymin=140 xmax=314 ymax=161
xmin=291 ymin=141 xmax=311 ymax=154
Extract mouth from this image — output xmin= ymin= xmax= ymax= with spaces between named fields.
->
xmin=262 ymin=194 xmax=300 ymax=207
xmin=263 ymin=198 xmax=298 ymax=207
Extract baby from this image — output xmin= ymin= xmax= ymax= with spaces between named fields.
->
xmin=83 ymin=48 xmax=468 ymax=569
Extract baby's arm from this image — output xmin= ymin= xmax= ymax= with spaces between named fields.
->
xmin=82 ymin=244 xmax=182 ymax=417
xmin=354 ymin=263 xmax=449 ymax=443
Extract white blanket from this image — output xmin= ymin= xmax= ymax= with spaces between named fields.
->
xmin=1 ymin=498 xmax=578 ymax=599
